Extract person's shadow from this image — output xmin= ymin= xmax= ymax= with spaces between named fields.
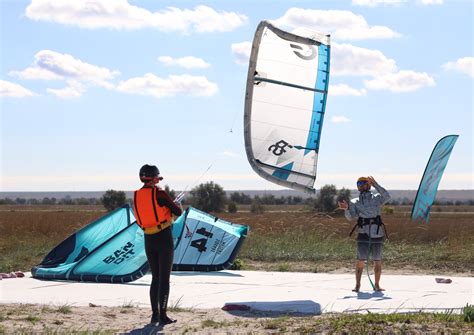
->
xmin=342 ymin=290 xmax=392 ymax=301
xmin=125 ymin=323 xmax=164 ymax=334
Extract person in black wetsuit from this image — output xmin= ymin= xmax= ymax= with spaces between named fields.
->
xmin=133 ymin=164 xmax=182 ymax=326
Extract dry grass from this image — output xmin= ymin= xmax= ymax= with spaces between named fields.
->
xmin=0 ymin=206 xmax=105 ymax=272
xmin=0 ymin=303 xmax=472 ymax=334
xmin=0 ymin=205 xmax=473 ymax=273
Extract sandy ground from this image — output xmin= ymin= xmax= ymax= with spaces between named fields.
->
xmin=1 ymin=269 xmax=473 ymax=334
xmin=1 ymin=303 xmax=473 ymax=334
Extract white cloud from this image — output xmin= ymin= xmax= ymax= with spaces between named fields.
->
xmin=332 ymin=43 xmax=397 ymax=76
xmin=231 ymin=41 xmax=251 ymax=65
xmin=158 ymin=56 xmax=210 ymax=69
xmin=9 ymin=67 xmax=63 ymax=81
xmin=275 ymin=8 xmax=401 ymax=40
xmin=25 ymin=0 xmax=247 ymax=33
xmin=116 ymin=73 xmax=218 ymax=98
xmin=329 ymin=84 xmax=367 ymax=96
xmin=9 ymin=50 xmax=119 ymax=97
xmin=0 ymin=80 xmax=35 ymax=97
xmin=442 ymin=57 xmax=474 ymax=77
xmin=331 ymin=116 xmax=351 ymax=123
xmin=352 ymin=0 xmax=405 ymax=6
xmin=11 ymin=50 xmax=119 ymax=86
xmin=364 ymin=70 xmax=435 ymax=92
xmin=420 ymin=0 xmax=443 ymax=5
xmin=47 ymin=80 xmax=85 ymax=98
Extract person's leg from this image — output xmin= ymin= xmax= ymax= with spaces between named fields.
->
xmin=354 ymin=260 xmax=364 ymax=292
xmin=157 ymin=227 xmax=176 ymax=325
xmin=373 ymin=260 xmax=384 ymax=290
xmin=354 ymin=240 xmax=368 ymax=292
xmin=372 ymin=242 xmax=384 ymax=291
xmin=144 ymin=234 xmax=161 ymax=323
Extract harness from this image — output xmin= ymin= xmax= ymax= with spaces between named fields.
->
xmin=349 ymin=215 xmax=389 ymax=239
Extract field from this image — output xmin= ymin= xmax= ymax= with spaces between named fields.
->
xmin=0 ymin=204 xmax=473 ymax=333
xmin=0 ymin=204 xmax=473 ymax=274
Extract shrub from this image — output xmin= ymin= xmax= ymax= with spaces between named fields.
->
xmin=250 ymin=200 xmax=265 ymax=214
xmin=227 ymin=202 xmax=238 ymax=213
xmin=188 ymin=181 xmax=226 ymax=212
xmin=230 ymin=258 xmax=245 ymax=270
xmin=382 ymin=206 xmax=394 ymax=215
xmin=101 ymin=190 xmax=127 ymax=212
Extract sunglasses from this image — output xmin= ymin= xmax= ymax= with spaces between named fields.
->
xmin=357 ymin=181 xmax=368 ymax=186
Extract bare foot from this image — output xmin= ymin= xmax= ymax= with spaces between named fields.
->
xmin=374 ymin=286 xmax=385 ymax=291
xmin=352 ymin=285 xmax=360 ymax=292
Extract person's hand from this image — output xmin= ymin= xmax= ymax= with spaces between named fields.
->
xmin=367 ymin=176 xmax=376 ymax=186
xmin=338 ymin=200 xmax=349 ymax=210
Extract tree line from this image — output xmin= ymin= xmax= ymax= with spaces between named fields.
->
xmin=1 ymin=182 xmax=472 ymax=213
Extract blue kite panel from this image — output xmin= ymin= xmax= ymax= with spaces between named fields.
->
xmin=32 ymin=205 xmax=248 ymax=282
xmin=411 ymin=135 xmax=459 ymax=223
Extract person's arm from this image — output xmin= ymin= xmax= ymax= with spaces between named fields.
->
xmin=156 ymin=190 xmax=183 ymax=216
xmin=338 ymin=200 xmax=357 ymax=220
xmin=368 ymin=176 xmax=390 ymax=204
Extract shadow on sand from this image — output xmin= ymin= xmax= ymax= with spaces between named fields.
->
xmin=222 ymin=300 xmax=321 ymax=317
xmin=172 ymin=271 xmax=244 ymax=278
xmin=342 ymin=290 xmax=392 ymax=301
xmin=125 ymin=322 xmax=165 ymax=335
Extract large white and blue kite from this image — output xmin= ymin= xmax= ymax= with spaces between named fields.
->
xmin=244 ymin=21 xmax=331 ymax=193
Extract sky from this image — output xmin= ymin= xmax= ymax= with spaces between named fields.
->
xmin=1 ymin=0 xmax=473 ymax=192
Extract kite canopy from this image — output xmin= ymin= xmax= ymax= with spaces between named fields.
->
xmin=244 ymin=21 xmax=331 ymax=193
xmin=411 ymin=135 xmax=459 ymax=223
xmin=32 ymin=205 xmax=248 ymax=282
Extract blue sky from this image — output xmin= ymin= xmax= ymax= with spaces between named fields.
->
xmin=1 ymin=0 xmax=472 ymax=192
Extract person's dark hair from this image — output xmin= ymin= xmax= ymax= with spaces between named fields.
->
xmin=139 ymin=164 xmax=160 ymax=182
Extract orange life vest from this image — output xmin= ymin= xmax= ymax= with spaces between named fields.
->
xmin=133 ymin=187 xmax=172 ymax=233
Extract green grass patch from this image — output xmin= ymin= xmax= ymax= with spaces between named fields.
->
xmin=260 ymin=317 xmax=289 ymax=331
xmin=294 ymin=312 xmax=469 ymax=333
xmin=200 ymin=319 xmax=243 ymax=329
xmin=119 ymin=300 xmax=135 ymax=313
xmin=463 ymin=304 xmax=474 ymax=322
xmin=55 ymin=303 xmax=72 ymax=314
xmin=277 ymin=263 xmax=290 ymax=272
xmin=241 ymin=232 xmax=354 ymax=262
xmin=24 ymin=315 xmax=41 ymax=324
xmin=239 ymin=231 xmax=472 ymax=272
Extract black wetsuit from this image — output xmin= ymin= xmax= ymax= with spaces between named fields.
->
xmin=142 ymin=188 xmax=182 ymax=323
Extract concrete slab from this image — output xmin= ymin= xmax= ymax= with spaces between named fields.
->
xmin=1 ymin=271 xmax=472 ymax=314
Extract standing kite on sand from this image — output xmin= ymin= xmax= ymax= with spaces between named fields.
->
xmin=338 ymin=176 xmax=390 ymax=292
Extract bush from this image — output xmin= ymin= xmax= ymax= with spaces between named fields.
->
xmin=250 ymin=200 xmax=265 ymax=214
xmin=229 ymin=258 xmax=245 ymax=270
xmin=313 ymin=184 xmax=337 ymax=212
xmin=101 ymin=190 xmax=127 ymax=212
xmin=382 ymin=206 xmax=394 ymax=215
xmin=227 ymin=202 xmax=238 ymax=213
xmin=188 ymin=181 xmax=226 ymax=212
